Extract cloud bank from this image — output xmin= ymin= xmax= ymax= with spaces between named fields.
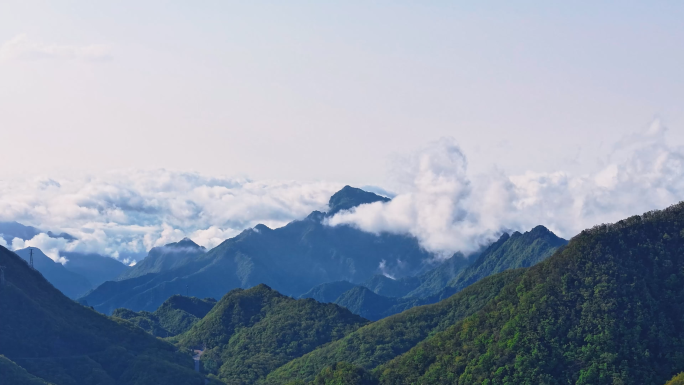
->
xmin=1 ymin=121 xmax=682 ymax=264
xmin=0 ymin=171 xmax=341 ymax=263
xmin=328 ymin=121 xmax=684 ymax=256
xmin=0 ymin=34 xmax=112 ymax=62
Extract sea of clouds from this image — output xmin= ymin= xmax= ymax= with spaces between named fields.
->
xmin=1 ymin=121 xmax=683 ymax=264
xmin=0 ymin=173 xmax=341 ymax=264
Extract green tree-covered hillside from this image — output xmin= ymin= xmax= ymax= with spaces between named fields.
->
xmin=113 ymin=295 xmax=216 ymax=337
xmin=377 ymin=203 xmax=684 ymax=384
xmin=177 ymin=284 xmax=369 ymax=385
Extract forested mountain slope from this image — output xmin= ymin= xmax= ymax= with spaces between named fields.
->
xmin=377 ymin=203 xmax=684 ymax=385
xmin=444 ymin=225 xmax=567 ymax=294
xmin=112 ymin=295 xmax=216 ymax=337
xmin=0 ymin=245 xmax=207 ymax=385
xmin=0 ymin=355 xmax=54 ymax=385
xmin=264 ymin=270 xmax=524 ymax=384
xmin=176 ymin=284 xmax=368 ymax=385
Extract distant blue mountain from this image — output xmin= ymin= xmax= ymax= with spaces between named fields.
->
xmin=0 ymin=220 xmax=128 ymax=290
xmin=61 ymin=251 xmax=129 ymax=287
xmin=117 ymin=238 xmax=205 ymax=280
xmin=14 ymin=248 xmax=93 ymax=299
xmin=0 ymin=221 xmax=78 ymax=244
xmin=0 ymin=222 xmax=40 ymax=244
xmin=82 ymin=186 xmax=435 ymax=314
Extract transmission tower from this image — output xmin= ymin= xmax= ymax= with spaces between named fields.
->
xmin=29 ymin=248 xmax=34 ymax=269
xmin=0 ymin=266 xmax=5 ymax=287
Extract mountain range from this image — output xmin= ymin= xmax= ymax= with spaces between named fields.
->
xmin=81 ymin=186 xmax=439 ymax=314
xmin=299 ymin=225 xmax=567 ymax=320
xmin=4 ymin=201 xmax=684 ymax=384
xmin=12 ymin=186 xmax=565 ymax=322
xmin=112 ymin=295 xmax=217 ymax=337
xmin=1 ymin=221 xmax=130 ymax=298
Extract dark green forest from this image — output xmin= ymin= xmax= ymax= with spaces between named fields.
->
xmin=667 ymin=373 xmax=684 ymax=385
xmin=264 ymin=270 xmax=523 ymax=384
xmin=377 ymin=203 xmax=684 ymax=384
xmin=112 ymin=295 xmax=216 ymax=337
xmin=176 ymin=284 xmax=368 ymax=385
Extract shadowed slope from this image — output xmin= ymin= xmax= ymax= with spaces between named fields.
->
xmin=0 ymin=245 xmax=205 ymax=385
xmin=14 ymin=247 xmax=93 ymax=299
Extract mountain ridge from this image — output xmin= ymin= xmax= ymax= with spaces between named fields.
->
xmin=81 ymin=186 xmax=435 ymax=314
xmin=376 ymin=203 xmax=684 ymax=384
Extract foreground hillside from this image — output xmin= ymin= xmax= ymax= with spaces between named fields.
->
xmin=0 ymin=245 xmax=207 ymax=385
xmin=14 ymin=247 xmax=92 ymax=298
xmin=176 ymin=284 xmax=368 ymax=385
xmin=377 ymin=203 xmax=684 ymax=384
xmin=264 ymin=270 xmax=524 ymax=384
xmin=0 ymin=355 xmax=53 ymax=385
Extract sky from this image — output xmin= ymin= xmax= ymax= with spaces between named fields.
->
xmin=1 ymin=1 xmax=684 ymax=263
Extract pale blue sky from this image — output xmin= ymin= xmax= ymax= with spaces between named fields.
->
xmin=1 ymin=1 xmax=683 ymax=184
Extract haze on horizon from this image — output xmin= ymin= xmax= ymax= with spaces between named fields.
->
xmin=1 ymin=1 xmax=684 ymax=263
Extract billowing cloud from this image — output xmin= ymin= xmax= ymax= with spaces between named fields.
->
xmin=12 ymin=233 xmax=69 ymax=264
xmin=0 ymin=170 xmax=341 ymax=262
xmin=2 ymin=121 xmax=683 ymax=262
xmin=328 ymin=120 xmax=684 ymax=256
xmin=0 ymin=34 xmax=112 ymax=62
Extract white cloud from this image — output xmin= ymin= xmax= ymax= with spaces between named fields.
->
xmin=12 ymin=233 xmax=69 ymax=264
xmin=328 ymin=120 xmax=684 ymax=256
xmin=0 ymin=170 xmax=341 ymax=261
xmin=1 ymin=120 xmax=683 ymax=261
xmin=0 ymin=34 xmax=112 ymax=62
xmin=190 ymin=226 xmax=240 ymax=250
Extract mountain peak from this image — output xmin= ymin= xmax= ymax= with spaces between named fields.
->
xmin=327 ymin=186 xmax=390 ymax=216
xmin=254 ymin=224 xmax=272 ymax=232
xmin=528 ymin=225 xmax=551 ymax=236
xmin=167 ymin=238 xmax=203 ymax=250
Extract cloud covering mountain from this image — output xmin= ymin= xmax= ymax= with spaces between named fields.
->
xmin=0 ymin=173 xmax=342 ymax=263
xmin=1 ymin=121 xmax=682 ymax=262
xmin=328 ymin=120 xmax=684 ymax=255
